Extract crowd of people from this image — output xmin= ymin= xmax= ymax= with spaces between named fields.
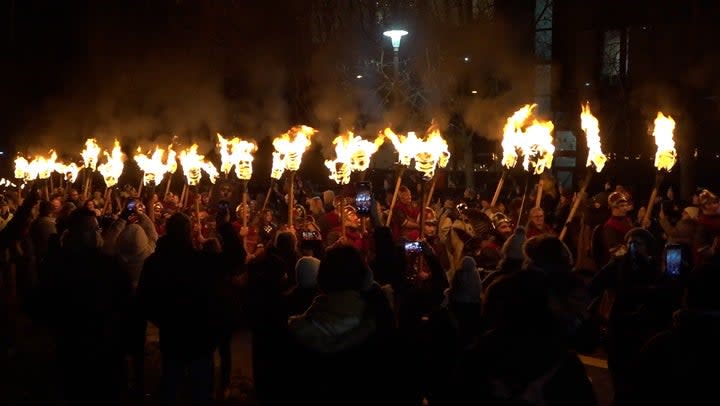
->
xmin=1 ymin=173 xmax=720 ymax=405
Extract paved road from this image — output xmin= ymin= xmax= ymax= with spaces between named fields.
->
xmin=1 ymin=310 xmax=613 ymax=405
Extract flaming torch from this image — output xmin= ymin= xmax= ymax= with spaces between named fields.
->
xmin=642 ymin=112 xmax=677 ymax=228
xmin=522 ymin=117 xmax=555 ymax=208
xmin=272 ymin=125 xmax=317 ymax=227
xmin=178 ymin=144 xmax=219 ymax=213
xmin=492 ymin=105 xmax=536 ymax=207
xmin=54 ymin=161 xmax=80 ymax=194
xmin=324 ymin=132 xmax=355 ymax=235
xmin=14 ymin=156 xmax=30 ymax=182
xmin=97 ymin=140 xmax=125 ymax=213
xmin=134 ymin=146 xmax=169 ymax=197
xmin=217 ymin=133 xmax=257 ymax=226
xmin=384 ymin=128 xmax=422 ymax=226
xmin=559 ymin=102 xmax=608 ymax=240
xmin=416 ymin=127 xmax=450 ymax=209
xmin=81 ymin=138 xmax=101 ymax=199
xmin=262 ymin=152 xmax=287 ymax=212
xmin=164 ymin=145 xmax=178 ymax=198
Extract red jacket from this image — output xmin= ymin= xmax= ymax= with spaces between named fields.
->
xmin=391 ymin=202 xmax=420 ymax=241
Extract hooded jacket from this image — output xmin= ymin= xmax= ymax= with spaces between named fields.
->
xmin=288 ymin=290 xmax=376 ymax=353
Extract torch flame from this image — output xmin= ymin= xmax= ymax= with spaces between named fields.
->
xmin=14 ymin=156 xmax=29 ymax=180
xmin=347 ymin=131 xmax=385 ymax=172
xmin=97 ymin=140 xmax=125 ymax=188
xmin=501 ymin=104 xmax=535 ymax=169
xmin=324 ymin=132 xmax=354 ymax=185
xmin=383 ymin=128 xmax=422 ymax=167
xmin=500 ymin=104 xmax=555 ymax=174
xmin=216 ymin=133 xmax=257 ymax=180
xmin=135 ymin=146 xmax=169 ymax=185
xmin=81 ymin=138 xmax=102 ymax=171
xmin=178 ymin=144 xmax=219 ymax=186
xmin=414 ymin=127 xmax=451 ymax=179
xmin=166 ymin=145 xmax=178 ymax=174
xmin=271 ymin=152 xmax=286 ymax=180
xmin=54 ymin=161 xmax=81 ymax=183
xmin=522 ymin=120 xmax=555 ymax=175
xmin=580 ymin=103 xmax=608 ymax=172
xmin=652 ymin=112 xmax=677 ymax=171
xmin=15 ymin=150 xmax=60 ymax=181
xmin=272 ymin=125 xmax=317 ymax=172
xmin=384 ymin=126 xmax=450 ymax=179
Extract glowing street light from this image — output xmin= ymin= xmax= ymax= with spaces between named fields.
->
xmin=383 ymin=29 xmax=408 ymax=78
xmin=383 ymin=29 xmax=408 ymax=50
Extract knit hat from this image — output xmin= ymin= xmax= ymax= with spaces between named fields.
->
xmin=501 ymin=226 xmax=526 ymax=261
xmin=295 ymin=256 xmax=321 ymax=289
xmin=448 ymin=256 xmax=482 ymax=304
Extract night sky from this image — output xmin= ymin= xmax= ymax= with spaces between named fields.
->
xmin=3 ymin=0 xmax=720 ymax=191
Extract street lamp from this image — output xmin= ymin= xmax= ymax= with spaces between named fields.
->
xmin=383 ymin=29 xmax=408 ymax=78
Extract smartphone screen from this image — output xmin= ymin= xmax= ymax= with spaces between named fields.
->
xmin=126 ymin=199 xmax=137 ymax=212
xmin=355 ymin=181 xmax=372 ymax=217
xmin=665 ymin=245 xmax=682 ymax=278
xmin=404 ymin=241 xmax=422 ymax=254
xmin=302 ymin=231 xmax=320 ymax=240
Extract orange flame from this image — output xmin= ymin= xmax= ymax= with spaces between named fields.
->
xmin=414 ymin=127 xmax=450 ymax=179
xmin=54 ymin=161 xmax=81 ymax=183
xmin=522 ymin=120 xmax=555 ymax=174
xmin=384 ymin=125 xmax=450 ymax=178
xmin=217 ymin=133 xmax=257 ymax=180
xmin=324 ymin=132 xmax=354 ymax=185
xmin=272 ymin=125 xmax=317 ymax=172
xmin=14 ymin=156 xmax=30 ymax=180
xmin=97 ymin=140 xmax=125 ymax=187
xmin=652 ymin=112 xmax=677 ymax=171
xmin=580 ymin=103 xmax=607 ymax=172
xmin=178 ymin=144 xmax=219 ymax=186
xmin=134 ymin=146 xmax=170 ymax=185
xmin=80 ymin=138 xmax=101 ymax=171
xmin=347 ymin=131 xmax=385 ymax=172
xmin=15 ymin=150 xmax=59 ymax=181
xmin=271 ymin=152 xmax=286 ymax=180
xmin=383 ymin=128 xmax=422 ymax=167
xmin=501 ymin=104 xmax=535 ymax=169
xmin=166 ymin=145 xmax=178 ymax=174
xmin=500 ymin=104 xmax=555 ymax=174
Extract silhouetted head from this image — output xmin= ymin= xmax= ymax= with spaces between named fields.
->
xmin=318 ymin=245 xmax=368 ymax=293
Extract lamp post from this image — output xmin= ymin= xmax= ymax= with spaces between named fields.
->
xmin=383 ymin=29 xmax=408 ymax=78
